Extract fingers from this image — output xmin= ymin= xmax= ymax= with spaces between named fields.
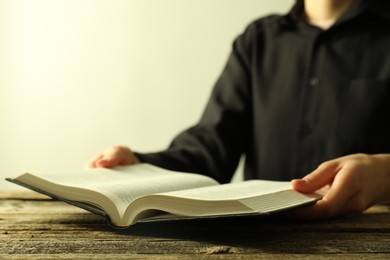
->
xmin=96 ymin=158 xmax=119 ymax=168
xmin=96 ymin=148 xmax=122 ymax=168
xmin=289 ymin=160 xmax=363 ymax=219
xmin=287 ymin=185 xmax=359 ymax=219
xmin=86 ymin=154 xmax=103 ymax=168
xmin=86 ymin=146 xmax=140 ymax=169
xmin=314 ymin=165 xmax=362 ymax=215
xmin=292 ymin=160 xmax=340 ymax=193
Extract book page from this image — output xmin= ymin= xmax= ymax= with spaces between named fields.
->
xmin=19 ymin=164 xmax=218 ymax=207
xmin=159 ymin=180 xmax=292 ymax=201
xmin=240 ymin=189 xmax=320 ymax=213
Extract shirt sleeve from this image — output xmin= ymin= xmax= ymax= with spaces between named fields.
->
xmin=136 ymin=24 xmax=257 ymax=183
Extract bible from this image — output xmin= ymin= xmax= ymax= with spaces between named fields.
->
xmin=6 ymin=164 xmax=321 ymax=228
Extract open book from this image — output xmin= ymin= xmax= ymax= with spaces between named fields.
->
xmin=6 ymin=164 xmax=321 ymax=228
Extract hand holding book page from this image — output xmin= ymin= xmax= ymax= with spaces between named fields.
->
xmin=7 ymin=164 xmax=321 ymax=228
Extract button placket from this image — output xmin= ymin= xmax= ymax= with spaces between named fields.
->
xmin=299 ymin=76 xmax=320 ymax=137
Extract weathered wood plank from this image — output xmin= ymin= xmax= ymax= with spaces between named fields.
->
xmin=1 ymin=191 xmax=389 ymax=258
xmin=2 ymin=202 xmax=389 ymax=236
xmin=0 ymin=190 xmax=51 ymax=200
xmin=2 ymin=212 xmax=390 ymax=237
xmin=1 ymin=200 xmax=390 ymax=238
xmin=0 ymin=254 xmax=389 ymax=260
xmin=1 ymin=233 xmax=389 ymax=254
xmin=2 ymin=210 xmax=390 ymax=255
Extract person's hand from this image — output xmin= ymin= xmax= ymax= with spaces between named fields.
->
xmin=289 ymin=153 xmax=390 ymax=219
xmin=87 ymin=145 xmax=140 ymax=168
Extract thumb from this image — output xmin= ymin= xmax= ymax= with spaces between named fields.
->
xmin=292 ymin=161 xmax=340 ymax=193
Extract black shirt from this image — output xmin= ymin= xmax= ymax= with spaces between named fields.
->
xmin=136 ymin=0 xmax=390 ymax=183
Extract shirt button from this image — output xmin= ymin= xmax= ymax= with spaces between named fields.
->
xmin=309 ymin=77 xmax=320 ymax=87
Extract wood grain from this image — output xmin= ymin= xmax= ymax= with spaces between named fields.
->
xmin=1 ymin=191 xmax=389 ymax=259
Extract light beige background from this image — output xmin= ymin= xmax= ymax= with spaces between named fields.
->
xmin=0 ymin=0 xmax=294 ymax=189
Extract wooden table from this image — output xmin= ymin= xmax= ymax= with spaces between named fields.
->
xmin=1 ymin=190 xmax=389 ymax=259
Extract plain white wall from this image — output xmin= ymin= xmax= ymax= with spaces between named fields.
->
xmin=0 ymin=0 xmax=294 ymax=189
